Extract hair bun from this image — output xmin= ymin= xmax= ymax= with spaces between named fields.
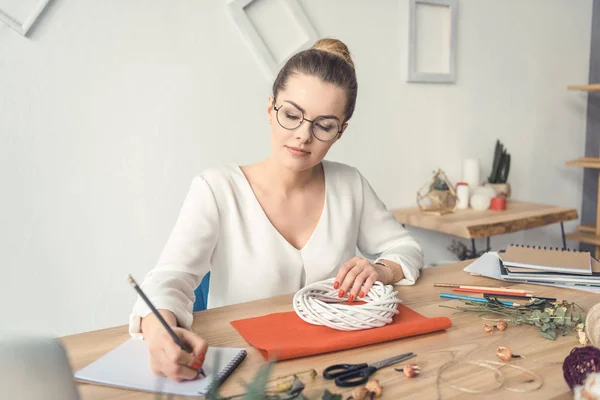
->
xmin=311 ymin=38 xmax=354 ymax=68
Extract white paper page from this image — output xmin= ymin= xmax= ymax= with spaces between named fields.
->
xmin=74 ymin=339 xmax=246 ymax=397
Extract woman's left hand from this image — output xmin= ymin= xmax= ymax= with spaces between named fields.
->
xmin=334 ymin=256 xmax=391 ymax=302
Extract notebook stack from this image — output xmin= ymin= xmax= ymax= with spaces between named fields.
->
xmin=498 ymin=245 xmax=600 ymax=288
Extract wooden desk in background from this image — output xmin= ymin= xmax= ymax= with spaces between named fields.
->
xmin=392 ymin=200 xmax=578 ymax=256
xmin=61 ymin=261 xmax=597 ymax=399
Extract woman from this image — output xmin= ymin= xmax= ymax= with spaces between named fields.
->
xmin=130 ymin=38 xmax=424 ymax=382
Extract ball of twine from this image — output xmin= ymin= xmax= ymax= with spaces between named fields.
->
xmin=586 ymin=302 xmax=600 ymax=348
xmin=293 ymin=278 xmax=402 ymax=331
xmin=563 ymin=346 xmax=600 ymax=389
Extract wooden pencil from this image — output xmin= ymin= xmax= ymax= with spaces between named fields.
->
xmin=453 ymin=288 xmax=530 ymax=297
xmin=434 ymin=283 xmax=533 ymax=294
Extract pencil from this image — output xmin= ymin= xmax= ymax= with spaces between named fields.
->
xmin=453 ymin=288 xmax=530 ymax=297
xmin=483 ymin=293 xmax=557 ymax=302
xmin=440 ymin=293 xmax=520 ymax=306
xmin=128 ymin=274 xmax=205 ymax=377
xmin=435 ymin=283 xmax=532 ymax=294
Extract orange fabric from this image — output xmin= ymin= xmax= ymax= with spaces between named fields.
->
xmin=230 ymin=304 xmax=452 ymax=361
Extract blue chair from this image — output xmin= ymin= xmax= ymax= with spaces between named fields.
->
xmin=193 ymin=272 xmax=210 ymax=312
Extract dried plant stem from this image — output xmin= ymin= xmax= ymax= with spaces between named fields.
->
xmin=266 ymin=369 xmax=316 ymax=384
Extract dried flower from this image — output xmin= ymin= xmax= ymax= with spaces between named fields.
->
xmin=496 ymin=320 xmax=508 ymax=331
xmin=439 ymin=298 xmax=586 ymax=342
xmin=365 ymin=379 xmax=383 ymax=397
xmin=399 ymin=364 xmax=421 ymax=377
xmin=352 ymin=386 xmax=369 ymax=400
xmin=309 ymin=369 xmax=317 ymax=380
xmin=483 ymin=323 xmax=493 ymax=333
xmin=274 ymin=381 xmax=292 ymax=392
xmin=579 ymin=330 xmax=589 ymax=346
xmin=497 ymin=346 xmax=514 ymax=362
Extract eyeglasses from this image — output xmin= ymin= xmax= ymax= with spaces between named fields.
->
xmin=273 ymin=101 xmax=343 ymax=142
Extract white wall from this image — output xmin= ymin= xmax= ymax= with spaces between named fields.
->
xmin=0 ymin=0 xmax=592 ymax=337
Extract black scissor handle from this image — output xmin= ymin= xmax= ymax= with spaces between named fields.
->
xmin=335 ymin=366 xmax=377 ymax=387
xmin=323 ymin=363 xmax=368 ymax=379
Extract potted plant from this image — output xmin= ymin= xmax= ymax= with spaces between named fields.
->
xmin=486 ymin=140 xmax=511 ymax=197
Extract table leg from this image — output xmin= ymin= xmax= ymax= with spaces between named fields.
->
xmin=560 ymin=222 xmax=566 ymax=250
xmin=486 ymin=237 xmax=491 ymax=252
xmin=471 ymin=239 xmax=476 ymax=257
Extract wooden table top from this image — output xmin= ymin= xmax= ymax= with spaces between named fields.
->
xmin=60 ymin=260 xmax=597 ymax=399
xmin=392 ymin=200 xmax=578 ymax=239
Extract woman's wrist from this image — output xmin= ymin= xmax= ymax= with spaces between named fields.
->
xmin=373 ymin=261 xmax=394 ymax=284
xmin=141 ymin=310 xmax=177 ymax=338
xmin=374 ymin=260 xmax=404 ymax=284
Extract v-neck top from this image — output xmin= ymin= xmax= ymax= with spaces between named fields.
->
xmin=129 ymin=160 xmax=424 ymax=336
xmin=239 ymin=163 xmax=328 ymax=253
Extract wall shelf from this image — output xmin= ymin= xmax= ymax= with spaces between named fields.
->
xmin=566 ymin=157 xmax=600 ymax=168
xmin=568 ymin=84 xmax=600 ymax=91
xmin=565 ymin=231 xmax=600 ymax=247
xmin=566 ymin=153 xmax=600 ymax=257
xmin=577 ymin=224 xmax=596 ymax=234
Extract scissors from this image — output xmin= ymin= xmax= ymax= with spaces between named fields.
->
xmin=323 ymin=352 xmax=416 ymax=387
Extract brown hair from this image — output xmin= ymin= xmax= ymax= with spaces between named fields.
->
xmin=272 ymin=38 xmax=358 ymax=122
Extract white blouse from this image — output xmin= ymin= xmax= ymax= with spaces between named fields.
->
xmin=129 ymin=160 xmax=423 ymax=337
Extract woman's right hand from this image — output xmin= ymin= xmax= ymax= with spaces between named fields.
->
xmin=141 ymin=311 xmax=208 ymax=382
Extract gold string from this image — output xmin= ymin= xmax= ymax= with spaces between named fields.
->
xmin=487 ymin=361 xmax=543 ymax=393
xmin=436 ymin=359 xmax=543 ymax=399
xmin=436 ymin=360 xmax=504 ymax=398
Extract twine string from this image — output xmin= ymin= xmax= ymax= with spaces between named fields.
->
xmin=436 ymin=359 xmax=543 ymax=399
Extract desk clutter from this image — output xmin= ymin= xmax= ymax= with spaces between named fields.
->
xmin=465 ymin=245 xmax=600 ymax=293
xmin=499 ymin=244 xmax=600 ymax=286
xmin=417 ymin=140 xmax=511 ymax=215
xmin=447 ymin=248 xmax=600 ymax=398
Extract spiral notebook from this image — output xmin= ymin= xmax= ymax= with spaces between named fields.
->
xmin=498 ymin=244 xmax=596 ymax=275
xmin=74 ymin=339 xmax=246 ymax=397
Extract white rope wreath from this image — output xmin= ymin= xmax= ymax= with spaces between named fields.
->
xmin=293 ymin=278 xmax=403 ymax=331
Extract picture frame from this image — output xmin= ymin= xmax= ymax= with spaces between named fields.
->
xmin=407 ymin=0 xmax=458 ymax=84
xmin=0 ymin=0 xmax=52 ymax=37
xmin=226 ymin=0 xmax=318 ymax=80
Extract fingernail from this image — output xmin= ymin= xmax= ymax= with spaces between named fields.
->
xmin=192 ymin=362 xmax=202 ymax=370
xmin=348 ymin=294 xmax=354 ymax=302
xmin=333 ymin=281 xmax=340 ymax=289
xmin=338 ymin=290 xmax=345 ymax=298
xmin=359 ymin=291 xmax=364 ymax=298
xmin=198 ymin=354 xmax=205 ymax=361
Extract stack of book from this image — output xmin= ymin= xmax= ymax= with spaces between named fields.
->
xmin=498 ymin=245 xmax=600 ymax=288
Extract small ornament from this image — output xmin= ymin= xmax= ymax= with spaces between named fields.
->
xmin=563 ymin=346 xmax=600 ymax=390
xmin=417 ymin=169 xmax=458 ymax=216
xmin=483 ymin=323 xmax=493 ymax=333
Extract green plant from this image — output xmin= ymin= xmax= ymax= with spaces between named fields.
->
xmin=488 ymin=140 xmax=511 ymax=184
xmin=204 ymin=361 xmax=341 ymax=400
xmin=440 ymin=297 xmax=586 ymax=341
xmin=433 ymin=175 xmax=449 ymax=191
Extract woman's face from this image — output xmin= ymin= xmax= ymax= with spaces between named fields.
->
xmin=267 ymin=73 xmax=348 ymax=173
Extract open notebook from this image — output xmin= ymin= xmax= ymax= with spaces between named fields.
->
xmin=74 ymin=339 xmax=246 ymax=398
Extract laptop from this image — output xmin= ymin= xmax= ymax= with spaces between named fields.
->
xmin=0 ymin=335 xmax=81 ymax=400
